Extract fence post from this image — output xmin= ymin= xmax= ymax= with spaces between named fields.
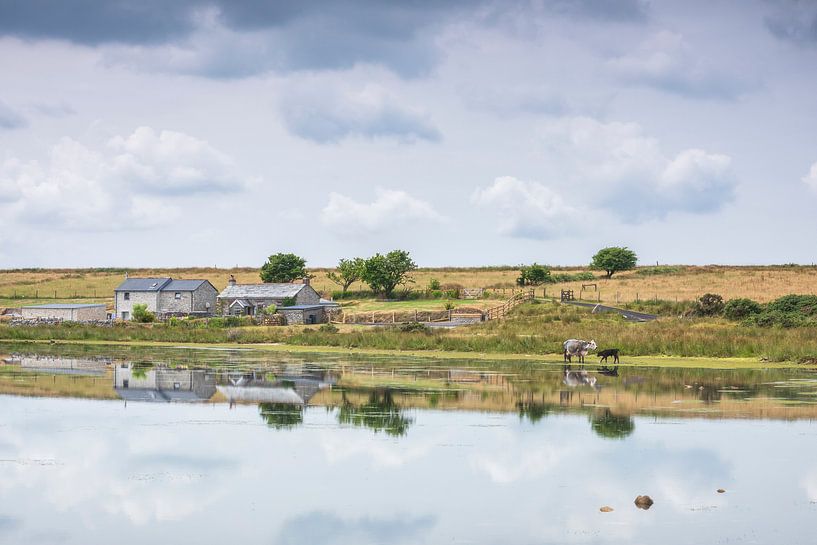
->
xmin=415 ymin=309 xmax=418 ymax=322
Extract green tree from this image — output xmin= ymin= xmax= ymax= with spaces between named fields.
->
xmin=131 ymin=303 xmax=155 ymax=323
xmin=337 ymin=390 xmax=412 ymax=437
xmin=259 ymin=403 xmax=303 ymax=430
xmin=590 ymin=246 xmax=638 ymax=278
xmin=326 ymin=257 xmax=365 ymax=293
xmin=260 ymin=253 xmax=308 ymax=283
xmin=361 ymin=250 xmax=417 ymax=298
xmin=517 ymin=263 xmax=552 ymax=286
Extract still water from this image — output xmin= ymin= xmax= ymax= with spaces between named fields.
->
xmin=2 ymin=344 xmax=817 ymax=544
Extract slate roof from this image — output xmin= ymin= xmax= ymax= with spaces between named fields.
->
xmin=114 ymin=278 xmax=171 ymax=292
xmin=217 ymin=283 xmax=306 ymax=299
xmin=22 ymin=303 xmax=105 ymax=309
xmin=114 ymin=278 xmax=213 ymax=292
xmin=164 ymin=279 xmax=213 ymax=291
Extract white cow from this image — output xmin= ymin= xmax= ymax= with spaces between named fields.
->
xmin=563 ymin=339 xmax=597 ymax=363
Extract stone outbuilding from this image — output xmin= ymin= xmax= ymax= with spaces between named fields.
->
xmin=21 ymin=303 xmax=107 ymax=322
xmin=217 ymin=276 xmax=338 ymax=323
xmin=114 ymin=277 xmax=218 ymax=320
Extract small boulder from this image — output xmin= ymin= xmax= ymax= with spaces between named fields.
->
xmin=634 ymin=495 xmax=654 ymax=510
xmin=717 ymin=489 xmax=726 ymax=494
xmin=599 ymin=506 xmax=614 ymax=513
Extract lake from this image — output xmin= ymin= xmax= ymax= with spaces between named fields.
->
xmin=1 ymin=343 xmax=817 ymax=544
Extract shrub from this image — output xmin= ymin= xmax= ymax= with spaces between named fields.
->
xmin=398 ymin=321 xmax=430 ymax=333
xmin=766 ymin=294 xmax=817 ymax=316
xmin=517 ymin=263 xmax=552 ymax=286
xmin=724 ymin=298 xmax=762 ymax=320
xmin=444 ymin=300 xmax=455 ymax=310
xmin=319 ymin=323 xmax=339 ymax=333
xmin=694 ymin=293 xmax=724 ymax=316
xmin=282 ymin=297 xmax=297 ymax=307
xmin=427 ymin=278 xmax=441 ymax=291
xmin=131 ymin=304 xmax=155 ymax=323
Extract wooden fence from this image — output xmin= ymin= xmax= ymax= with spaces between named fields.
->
xmin=483 ymin=289 xmax=535 ymax=320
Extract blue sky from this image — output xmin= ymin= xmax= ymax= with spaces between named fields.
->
xmin=0 ymin=0 xmax=816 ymax=267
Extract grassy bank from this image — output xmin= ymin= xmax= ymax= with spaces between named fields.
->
xmin=3 ymin=301 xmax=817 ymax=362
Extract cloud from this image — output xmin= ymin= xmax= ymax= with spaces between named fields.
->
xmin=803 ymin=162 xmax=817 ymax=192
xmin=0 ymin=100 xmax=26 ymax=129
xmin=766 ymin=0 xmax=817 ymax=46
xmin=536 ymin=116 xmax=737 ymax=221
xmin=321 ymin=189 xmax=445 ymax=235
xmin=472 ymin=177 xmax=581 ymax=239
xmin=279 ymin=79 xmax=440 ymax=143
xmin=108 ymin=126 xmax=242 ymax=195
xmin=608 ymin=31 xmax=751 ymax=99
xmin=275 ymin=511 xmax=436 ymax=545
xmin=30 ymin=101 xmax=76 ymax=118
xmin=0 ymin=127 xmax=246 ymax=230
xmin=5 ymin=1 xmax=648 ymax=79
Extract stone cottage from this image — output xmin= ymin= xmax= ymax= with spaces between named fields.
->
xmin=217 ymin=276 xmax=336 ymax=324
xmin=114 ymin=277 xmax=218 ymax=320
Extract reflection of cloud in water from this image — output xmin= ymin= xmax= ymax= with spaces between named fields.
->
xmin=801 ymin=469 xmax=817 ymax=502
xmin=0 ymin=515 xmax=21 ymax=534
xmin=275 ymin=511 xmax=436 ymax=545
xmin=471 ymin=444 xmax=576 ymax=484
xmin=319 ymin=433 xmax=430 ymax=468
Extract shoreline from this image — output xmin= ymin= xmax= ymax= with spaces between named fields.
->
xmin=1 ymin=338 xmax=808 ymax=370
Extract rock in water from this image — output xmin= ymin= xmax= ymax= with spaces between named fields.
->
xmin=717 ymin=489 xmax=726 ymax=493
xmin=634 ymin=495 xmax=654 ymax=509
xmin=599 ymin=506 xmax=614 ymax=512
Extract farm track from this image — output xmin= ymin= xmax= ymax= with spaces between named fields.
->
xmin=562 ymin=301 xmax=658 ymax=322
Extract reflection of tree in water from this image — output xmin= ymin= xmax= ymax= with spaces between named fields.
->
xmin=337 ymin=390 xmax=412 ymax=437
xmin=259 ymin=403 xmax=303 ymax=430
xmin=517 ymin=402 xmax=551 ymax=424
xmin=130 ymin=361 xmax=154 ymax=379
xmin=589 ymin=409 xmax=635 ymax=439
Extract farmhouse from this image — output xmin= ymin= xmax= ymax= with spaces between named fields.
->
xmin=114 ymin=277 xmax=217 ymax=320
xmin=217 ymin=276 xmax=337 ymax=324
xmin=21 ymin=303 xmax=107 ymax=322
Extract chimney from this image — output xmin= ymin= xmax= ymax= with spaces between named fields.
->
xmin=302 ymin=277 xmax=310 ymax=286
xmin=228 ymin=275 xmax=236 ymax=287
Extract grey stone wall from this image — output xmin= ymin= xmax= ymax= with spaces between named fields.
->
xmin=191 ymin=284 xmax=217 ymax=313
xmin=295 ymin=285 xmax=321 ymax=305
xmin=116 ymin=291 xmax=159 ymax=319
xmin=158 ymin=291 xmax=194 ymax=314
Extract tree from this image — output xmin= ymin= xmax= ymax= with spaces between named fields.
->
xmin=590 ymin=246 xmax=637 ymax=278
xmin=260 ymin=253 xmax=308 ymax=283
xmin=517 ymin=263 xmax=552 ymax=286
xmin=131 ymin=303 xmax=155 ymax=323
xmin=361 ymin=250 xmax=417 ymax=298
xmin=326 ymin=257 xmax=365 ymax=293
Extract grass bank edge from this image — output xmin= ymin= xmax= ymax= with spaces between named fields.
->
xmin=0 ymin=338 xmax=805 ymax=369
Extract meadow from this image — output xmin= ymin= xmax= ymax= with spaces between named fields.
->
xmin=2 ymin=264 xmax=817 ymax=310
xmin=3 ymin=299 xmax=817 ymax=362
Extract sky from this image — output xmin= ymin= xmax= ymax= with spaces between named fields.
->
xmin=0 ymin=0 xmax=816 ymax=268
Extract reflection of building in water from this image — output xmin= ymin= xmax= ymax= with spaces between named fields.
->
xmin=14 ymin=354 xmax=111 ymax=376
xmin=113 ymin=364 xmax=216 ymax=402
xmin=216 ymin=369 xmax=336 ymax=405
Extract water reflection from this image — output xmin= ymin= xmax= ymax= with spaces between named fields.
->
xmin=3 ymin=345 xmax=817 ymax=544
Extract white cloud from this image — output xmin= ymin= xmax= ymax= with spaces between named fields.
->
xmin=321 ymin=189 xmax=445 ymax=235
xmin=802 ymin=162 xmax=817 ymax=192
xmin=279 ymin=77 xmax=441 ymax=144
xmin=471 ymin=176 xmax=581 ymax=239
xmin=0 ymin=127 xmax=245 ymax=230
xmin=608 ymin=31 xmax=751 ymax=99
xmin=536 ymin=116 xmax=737 ymax=221
xmin=108 ymin=126 xmax=242 ymax=195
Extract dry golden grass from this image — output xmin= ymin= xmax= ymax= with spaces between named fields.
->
xmin=0 ymin=265 xmax=815 ymax=309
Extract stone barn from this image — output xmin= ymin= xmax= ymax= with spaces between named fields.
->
xmin=21 ymin=303 xmax=107 ymax=322
xmin=217 ymin=276 xmax=338 ymax=323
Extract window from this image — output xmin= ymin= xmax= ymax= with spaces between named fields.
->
xmin=174 ymin=292 xmax=181 ymax=300
xmin=124 ymin=292 xmax=130 ymax=301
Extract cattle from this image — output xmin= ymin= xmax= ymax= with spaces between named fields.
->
xmin=563 ymin=339 xmax=597 ymax=363
xmin=597 ymin=348 xmax=620 ymax=364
